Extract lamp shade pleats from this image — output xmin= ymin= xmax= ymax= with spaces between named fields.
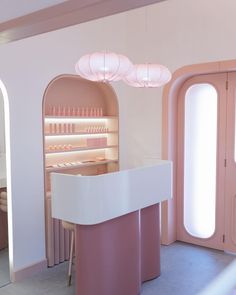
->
xmin=75 ymin=52 xmax=133 ymax=82
xmin=123 ymin=63 xmax=172 ymax=88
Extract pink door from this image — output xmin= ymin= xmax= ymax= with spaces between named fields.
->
xmin=224 ymin=72 xmax=236 ymax=253
xmin=177 ymin=73 xmax=227 ymax=250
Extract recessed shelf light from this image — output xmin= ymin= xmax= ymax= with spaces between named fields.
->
xmin=44 ymin=117 xmax=115 ymax=123
xmin=45 ymin=133 xmax=112 ymax=139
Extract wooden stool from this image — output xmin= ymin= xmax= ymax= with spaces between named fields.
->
xmin=0 ymin=191 xmax=7 ymax=212
xmin=62 ymin=220 xmax=76 ymax=286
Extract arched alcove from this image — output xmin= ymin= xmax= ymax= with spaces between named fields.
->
xmin=42 ymin=74 xmax=119 ymax=266
xmin=0 ymin=80 xmax=11 ymax=284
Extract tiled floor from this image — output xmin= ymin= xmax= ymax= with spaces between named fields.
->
xmin=0 ymin=242 xmax=235 ymax=295
xmin=142 ymin=242 xmax=235 ymax=295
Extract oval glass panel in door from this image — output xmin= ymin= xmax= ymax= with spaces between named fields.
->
xmin=184 ymin=83 xmax=218 ymax=239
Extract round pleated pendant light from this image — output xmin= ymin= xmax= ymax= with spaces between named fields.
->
xmin=75 ymin=51 xmax=133 ymax=82
xmin=123 ymin=63 xmax=172 ymax=88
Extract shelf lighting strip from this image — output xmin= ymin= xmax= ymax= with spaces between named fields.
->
xmin=46 ymin=159 xmax=118 ymax=171
xmin=45 ymin=146 xmax=118 ymax=156
xmin=45 ymin=133 xmax=110 ymax=139
xmin=45 ymin=117 xmax=110 ymax=123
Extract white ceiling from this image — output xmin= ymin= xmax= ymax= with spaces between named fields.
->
xmin=0 ymin=0 xmax=66 ymax=23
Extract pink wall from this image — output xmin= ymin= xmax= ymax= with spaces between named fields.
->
xmin=1 ymin=0 xmax=236 ymax=278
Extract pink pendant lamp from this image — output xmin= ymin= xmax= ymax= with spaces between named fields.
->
xmin=123 ymin=63 xmax=172 ymax=88
xmin=75 ymin=52 xmax=133 ymax=82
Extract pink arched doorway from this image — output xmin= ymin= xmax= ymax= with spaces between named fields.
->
xmin=162 ymin=60 xmax=236 ymax=253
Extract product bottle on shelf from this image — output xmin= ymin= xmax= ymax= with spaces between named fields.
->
xmin=52 ymin=106 xmax=56 ymax=116
xmin=62 ymin=106 xmax=66 ymax=116
xmin=49 ymin=123 xmax=53 ymax=134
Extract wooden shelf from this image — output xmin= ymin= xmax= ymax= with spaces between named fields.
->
xmin=45 ymin=145 xmax=118 ymax=155
xmin=45 ymin=131 xmax=118 ymax=137
xmin=46 ymin=159 xmax=118 ymax=172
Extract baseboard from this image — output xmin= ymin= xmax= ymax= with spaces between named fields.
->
xmin=11 ymin=259 xmax=47 ymax=282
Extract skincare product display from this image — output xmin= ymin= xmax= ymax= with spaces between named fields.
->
xmin=49 ymin=105 xmax=103 ymax=117
xmin=86 ymin=137 xmax=107 ymax=148
xmin=46 ymin=135 xmax=108 ymax=152
xmin=48 ymin=123 xmax=76 ymax=134
xmin=85 ymin=126 xmax=109 ymax=133
xmin=46 ymin=124 xmax=109 ymax=135
xmin=47 ymin=144 xmax=73 ymax=151
xmin=46 ymin=157 xmax=108 ymax=169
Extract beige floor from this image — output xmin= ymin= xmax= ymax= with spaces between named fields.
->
xmin=0 ymin=242 xmax=235 ymax=295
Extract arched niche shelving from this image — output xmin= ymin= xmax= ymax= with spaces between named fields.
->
xmin=42 ymin=74 xmax=119 ymax=266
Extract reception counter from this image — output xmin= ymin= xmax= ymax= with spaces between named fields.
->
xmin=51 ymin=161 xmax=172 ymax=295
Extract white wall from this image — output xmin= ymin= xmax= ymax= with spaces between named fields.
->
xmin=0 ymin=92 xmax=5 ymax=156
xmin=0 ymin=0 xmax=236 ymax=273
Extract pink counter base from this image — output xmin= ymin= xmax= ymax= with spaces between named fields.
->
xmin=75 ymin=204 xmax=160 ymax=295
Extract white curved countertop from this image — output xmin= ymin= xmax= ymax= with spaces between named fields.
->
xmin=51 ymin=161 xmax=172 ymax=225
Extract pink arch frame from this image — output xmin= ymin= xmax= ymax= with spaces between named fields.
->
xmin=161 ymin=59 xmax=236 ymax=245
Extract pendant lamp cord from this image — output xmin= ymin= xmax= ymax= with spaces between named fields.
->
xmin=145 ymin=6 xmax=148 ymax=64
xmin=103 ymin=50 xmax=106 ymax=82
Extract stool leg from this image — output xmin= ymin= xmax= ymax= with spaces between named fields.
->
xmin=68 ymin=230 xmax=74 ymax=286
